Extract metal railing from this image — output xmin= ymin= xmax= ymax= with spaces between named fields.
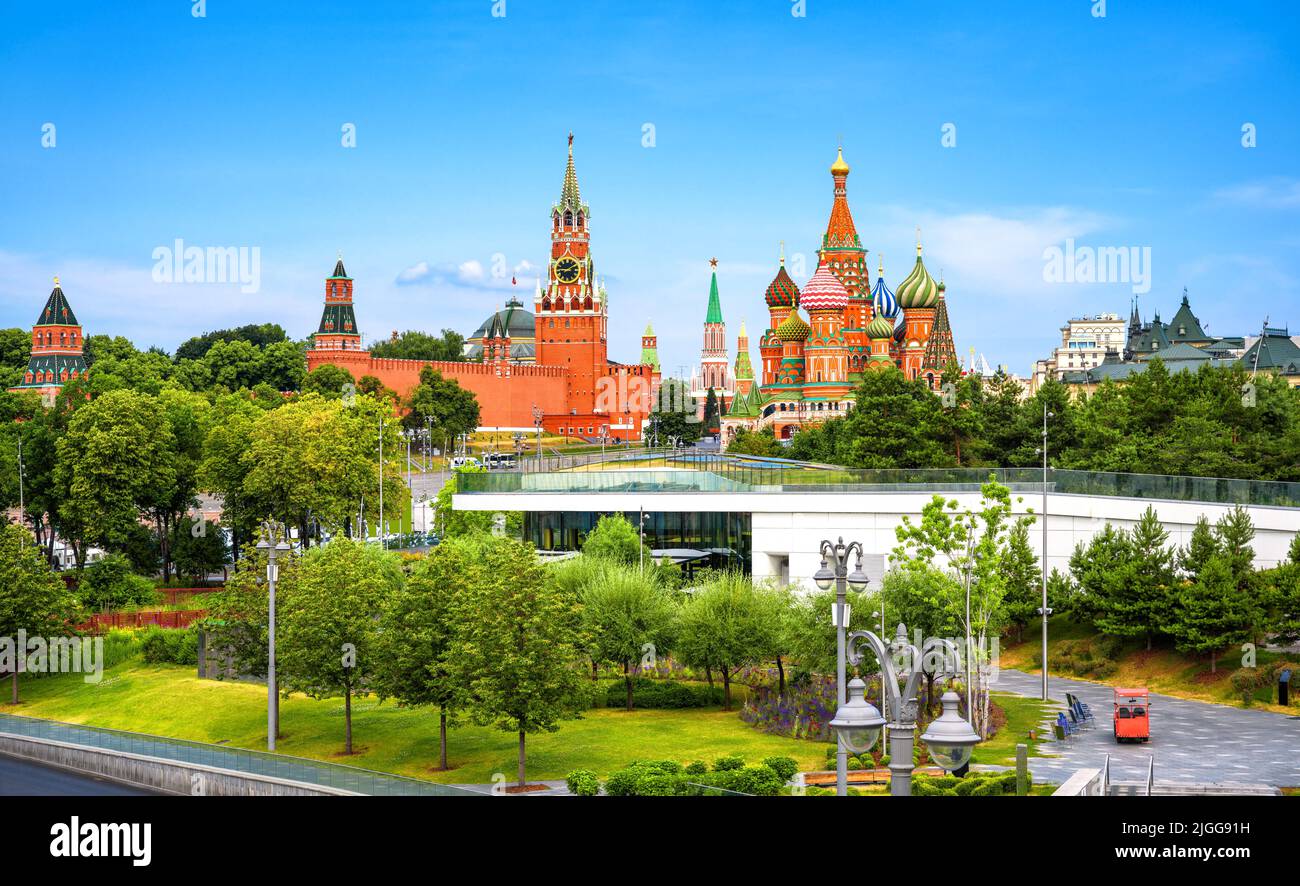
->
xmin=1102 ymin=753 xmax=1110 ymax=797
xmin=1145 ymin=756 xmax=1155 ymax=797
xmin=0 ymin=713 xmax=477 ymax=796
xmin=459 ymin=464 xmax=1300 ymax=508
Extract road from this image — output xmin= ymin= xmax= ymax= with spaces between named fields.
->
xmin=993 ymin=668 xmax=1300 ymax=788
xmin=0 ymin=755 xmax=156 ymax=796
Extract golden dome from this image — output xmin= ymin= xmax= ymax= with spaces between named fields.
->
xmin=830 ymin=146 xmax=850 ymax=176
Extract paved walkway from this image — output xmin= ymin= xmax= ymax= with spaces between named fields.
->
xmin=992 ymin=669 xmax=1300 ymax=788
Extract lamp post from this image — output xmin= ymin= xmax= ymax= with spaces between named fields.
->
xmin=256 ymin=523 xmax=291 ymax=752
xmin=531 ymin=404 xmax=544 ymax=467
xmin=830 ymin=624 xmax=977 ymax=796
xmin=1035 ymin=406 xmax=1055 ymax=701
xmin=813 ymin=537 xmax=870 ymax=797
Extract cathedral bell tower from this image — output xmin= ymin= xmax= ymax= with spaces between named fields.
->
xmin=535 ymin=133 xmax=608 ymax=417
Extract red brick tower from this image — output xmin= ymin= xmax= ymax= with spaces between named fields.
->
xmin=535 ymin=133 xmax=608 ymax=425
xmin=9 ymin=276 xmax=88 ymax=407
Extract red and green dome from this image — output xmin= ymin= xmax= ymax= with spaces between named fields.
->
xmin=764 ymin=263 xmax=800 ymax=308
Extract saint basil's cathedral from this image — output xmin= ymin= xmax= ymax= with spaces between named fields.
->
xmin=704 ymin=147 xmax=959 ymax=440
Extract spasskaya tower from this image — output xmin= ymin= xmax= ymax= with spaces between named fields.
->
xmin=534 ymin=132 xmax=612 ymax=425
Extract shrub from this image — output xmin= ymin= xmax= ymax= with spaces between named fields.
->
xmin=1229 ymin=668 xmax=1269 ymax=706
xmin=684 ymin=760 xmax=708 ymax=776
xmin=636 ymin=773 xmax=679 ymax=796
xmin=604 ymin=677 xmax=725 ymax=709
xmin=79 ymin=555 xmax=159 ymax=610
xmin=139 ymin=627 xmax=199 ymax=665
xmin=731 ymin=764 xmax=783 ymax=796
xmin=565 ymin=769 xmax=600 ymax=796
xmin=712 ymin=754 xmax=744 ymax=772
xmin=762 ymin=756 xmax=798 ymax=782
xmin=971 ymin=780 xmax=1002 ymax=796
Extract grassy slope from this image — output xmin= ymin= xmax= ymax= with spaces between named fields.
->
xmin=3 ymin=659 xmax=1054 ymax=784
xmin=1000 ymin=617 xmax=1298 ymax=715
xmin=3 ymin=661 xmax=826 ymax=784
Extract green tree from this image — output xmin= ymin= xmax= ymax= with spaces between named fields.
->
xmin=170 ymin=518 xmax=229 ymax=584
xmin=402 ymin=366 xmax=480 ymax=440
xmin=675 ymin=571 xmax=782 ymax=710
xmin=300 ymin=363 xmax=356 ymax=398
xmin=580 ymin=513 xmax=648 ymax=566
xmin=369 ymin=329 xmax=465 ymax=362
xmin=1169 ymin=555 xmax=1255 ymax=672
xmin=579 ymin=561 xmax=678 ymax=710
xmin=727 ymin=426 xmax=784 ymax=457
xmin=433 ymin=467 xmax=495 ymax=538
xmin=278 ymin=539 xmax=401 ymax=754
xmin=446 ymin=537 xmax=589 ymax=787
xmin=703 ymin=388 xmax=721 ymax=436
xmin=891 ymin=479 xmax=1031 ymax=735
xmin=373 ymin=538 xmax=473 ymax=769
xmin=0 ymin=523 xmax=81 ymax=703
xmin=55 ymin=389 xmax=178 ymax=568
xmin=0 ymin=327 xmax=32 ymax=388
xmin=999 ymin=520 xmax=1043 ymax=643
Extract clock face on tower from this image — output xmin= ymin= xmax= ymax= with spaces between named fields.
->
xmin=555 ymin=257 xmax=581 ymax=284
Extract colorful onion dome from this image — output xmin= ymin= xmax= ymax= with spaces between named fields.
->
xmin=895 ymin=235 xmax=940 ymax=309
xmin=799 ymin=262 xmax=850 ymax=313
xmin=871 ymin=258 xmax=899 ymax=320
xmin=764 ymin=259 xmax=800 ymax=308
xmin=775 ymin=309 xmax=811 ymax=342
xmin=867 ymin=315 xmax=895 ymax=340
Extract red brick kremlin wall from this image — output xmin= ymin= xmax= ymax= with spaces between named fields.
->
xmin=306 ymin=348 xmax=570 ymax=429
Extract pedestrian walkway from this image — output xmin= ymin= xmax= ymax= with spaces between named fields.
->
xmin=992 ymin=669 xmax=1300 ymax=788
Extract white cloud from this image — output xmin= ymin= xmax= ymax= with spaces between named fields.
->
xmin=1213 ymin=178 xmax=1300 ymax=210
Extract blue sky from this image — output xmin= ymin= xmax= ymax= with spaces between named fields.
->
xmin=1 ymin=0 xmax=1297 ymax=377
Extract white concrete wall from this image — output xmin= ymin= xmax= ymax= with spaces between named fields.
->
xmin=456 ymin=486 xmax=1298 ymax=591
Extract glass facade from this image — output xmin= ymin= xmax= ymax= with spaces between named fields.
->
xmin=525 ymin=510 xmax=751 ymax=573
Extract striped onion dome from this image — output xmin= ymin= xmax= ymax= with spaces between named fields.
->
xmin=895 ymin=240 xmax=940 ymax=309
xmin=871 ymin=267 xmax=899 ymax=320
xmin=775 ymin=309 xmax=811 ymax=342
xmin=798 ymin=262 xmax=849 ymax=313
xmin=867 ymin=315 xmax=895 ymax=339
xmin=764 ymin=262 xmax=800 ymax=308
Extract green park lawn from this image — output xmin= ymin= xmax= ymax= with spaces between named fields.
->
xmin=2 ymin=657 xmax=1054 ymax=786
xmin=2 ymin=660 xmax=827 ymax=784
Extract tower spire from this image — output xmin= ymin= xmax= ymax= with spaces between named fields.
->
xmin=560 ymin=131 xmax=581 ymax=208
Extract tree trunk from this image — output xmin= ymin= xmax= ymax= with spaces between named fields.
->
xmin=776 ymin=654 xmax=786 ymax=698
xmin=517 ymin=730 xmax=527 ymax=787
xmin=625 ymin=668 xmax=634 ymax=712
xmin=344 ymin=686 xmax=353 ymax=754
xmin=438 ymin=709 xmax=448 ymax=770
xmin=722 ymin=668 xmax=732 ymax=711
xmin=705 ymin=665 xmax=713 ymax=689
xmin=1210 ymin=650 xmax=1217 ymax=674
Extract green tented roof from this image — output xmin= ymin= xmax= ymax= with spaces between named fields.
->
xmin=705 ymin=271 xmax=723 ymax=324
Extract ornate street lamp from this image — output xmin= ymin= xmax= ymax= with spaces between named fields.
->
xmin=815 ymin=537 xmax=871 ymax=796
xmin=256 ymin=522 xmax=291 ymax=752
xmin=831 ymin=623 xmax=974 ymax=796
xmin=919 ymin=691 xmax=982 ymax=772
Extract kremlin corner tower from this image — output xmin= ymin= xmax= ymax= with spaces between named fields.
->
xmin=8 ymin=277 xmax=88 ymax=407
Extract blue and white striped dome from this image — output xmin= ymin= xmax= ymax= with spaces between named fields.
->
xmin=871 ymin=268 xmax=899 ymax=320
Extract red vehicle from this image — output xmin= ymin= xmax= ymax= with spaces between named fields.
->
xmin=1113 ymin=688 xmax=1150 ymax=743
